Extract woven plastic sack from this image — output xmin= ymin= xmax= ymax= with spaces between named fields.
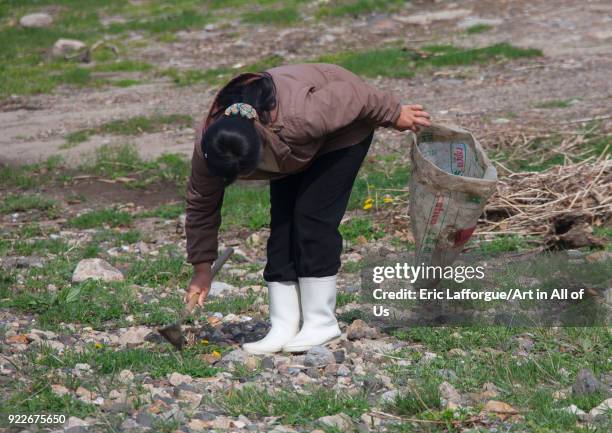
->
xmin=409 ymin=124 xmax=497 ymax=284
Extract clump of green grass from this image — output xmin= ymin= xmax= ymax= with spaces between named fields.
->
xmin=0 ymin=156 xmax=64 ymax=189
xmin=1 ymin=194 xmax=57 ymax=214
xmin=472 ymin=234 xmax=532 ymax=254
xmin=221 ymin=184 xmax=270 ymax=230
xmin=37 ymin=344 xmax=218 ymax=378
xmin=318 ymin=43 xmax=542 ymax=78
xmin=107 ymin=10 xmax=211 ymax=34
xmin=137 ymin=202 xmax=184 ymax=219
xmin=340 ymin=217 xmax=385 ymax=242
xmin=316 ymin=0 xmax=403 ymax=18
xmin=535 ymin=99 xmax=572 ymax=109
xmin=465 ymin=23 xmax=493 ymax=34
xmin=65 ymin=114 xmax=192 ymax=145
xmin=212 ymin=386 xmax=369 ymax=425
xmin=67 ymin=209 xmax=133 ymax=229
xmin=242 ymin=6 xmax=300 ymax=25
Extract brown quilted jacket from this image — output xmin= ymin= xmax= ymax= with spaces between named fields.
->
xmin=186 ymin=63 xmax=401 ymax=264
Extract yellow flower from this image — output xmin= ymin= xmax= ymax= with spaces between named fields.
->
xmin=212 ymin=351 xmax=221 ymax=358
xmin=94 ymin=342 xmax=103 ymax=349
xmin=200 ymin=339 xmax=209 ymax=345
xmin=383 ymin=194 xmax=393 ymax=204
xmin=363 ymin=197 xmax=373 ymax=210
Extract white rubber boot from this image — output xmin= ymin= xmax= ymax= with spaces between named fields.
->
xmin=243 ymin=281 xmax=300 ymax=355
xmin=282 ymin=275 xmax=341 ymax=353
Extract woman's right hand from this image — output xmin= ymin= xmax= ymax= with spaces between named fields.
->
xmin=184 ymin=262 xmax=212 ymax=307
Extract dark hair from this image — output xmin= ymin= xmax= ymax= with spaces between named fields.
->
xmin=202 ymin=72 xmax=277 ymax=185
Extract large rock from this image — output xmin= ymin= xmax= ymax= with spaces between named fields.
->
xmin=208 ymin=281 xmax=235 ymax=297
xmin=439 ymin=381 xmax=464 ymax=409
xmin=317 ymin=413 xmax=355 ymax=432
xmin=221 ymin=348 xmax=249 ymax=364
xmin=589 ymin=398 xmax=612 ymax=420
xmin=72 ymin=258 xmax=124 ymax=282
xmin=346 ymin=319 xmax=380 ymax=340
xmin=572 ymin=368 xmax=603 ymax=395
xmin=20 ymin=13 xmax=53 ymax=28
xmin=51 ymin=38 xmax=87 ymax=58
xmin=304 ymin=346 xmax=335 ymax=367
xmin=118 ymin=326 xmax=152 ymax=346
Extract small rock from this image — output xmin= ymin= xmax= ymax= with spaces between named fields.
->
xmin=586 ymin=251 xmax=612 ymax=263
xmin=51 ymin=384 xmax=71 ymax=397
xmin=395 ymin=9 xmax=472 ymax=26
xmin=72 ymin=258 xmax=124 ymax=282
xmin=246 ymin=232 xmax=264 ymax=248
xmin=51 ymin=38 xmax=87 ymax=58
xmin=119 ymin=326 xmax=152 ymax=346
xmin=333 ymin=350 xmax=346 ymax=364
xmin=64 ymin=416 xmax=89 ymax=428
xmin=604 ymin=288 xmax=612 ymax=305
xmin=457 ymin=16 xmax=503 ymax=29
xmin=261 ymin=356 xmax=275 ymax=370
xmin=118 ymin=369 xmax=134 ymax=383
xmin=317 ymin=413 xmax=355 ymax=432
xmin=222 ymin=348 xmax=249 ymax=364
xmin=448 ymin=348 xmax=467 ymax=357
xmin=439 ymin=381 xmax=463 ymax=409
xmin=346 ymin=319 xmax=379 ymax=340
xmin=1 ymin=256 xmax=45 ymax=269
xmin=589 ymin=398 xmax=612 ymax=420
xmin=483 ymin=400 xmax=519 ymax=415
xmin=481 ymin=382 xmax=500 ymax=399
xmin=572 ymin=368 xmax=603 ymax=395
xmin=209 ymin=281 xmax=235 ymax=297
xmin=379 ymin=389 xmax=400 ymax=405
xmin=19 ymin=12 xmax=53 ymax=28
xmin=304 ymin=346 xmax=335 ymax=367
xmin=420 ymin=352 xmax=437 ymax=363
xmin=168 ymin=372 xmax=192 ymax=387
xmin=560 ymin=404 xmax=588 ymax=421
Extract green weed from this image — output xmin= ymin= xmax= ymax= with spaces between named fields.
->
xmin=242 ymin=7 xmax=300 ymax=25
xmin=465 ymin=24 xmax=493 ymax=34
xmin=316 ymin=0 xmax=403 ymax=18
xmin=65 ymin=114 xmax=192 ymax=145
xmin=1 ymin=194 xmax=57 ymax=214
xmin=67 ymin=209 xmax=133 ymax=229
xmin=535 ymin=99 xmax=573 ymax=109
xmin=213 ymin=386 xmax=369 ymax=425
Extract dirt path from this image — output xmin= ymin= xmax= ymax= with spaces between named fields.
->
xmin=1 ymin=0 xmax=610 ymax=167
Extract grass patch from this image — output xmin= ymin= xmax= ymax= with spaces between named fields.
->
xmin=1 ymin=193 xmax=57 ymax=214
xmin=212 ymin=386 xmax=369 ymax=425
xmin=37 ymin=344 xmax=218 ymax=378
xmin=65 ymin=114 xmax=192 ymax=145
xmin=221 ymin=183 xmax=270 ymax=230
xmin=318 ymin=43 xmax=542 ymax=78
xmin=471 ymin=234 xmax=532 ymax=253
xmin=67 ymin=209 xmax=133 ymax=229
xmin=242 ymin=6 xmax=300 ymax=25
xmin=340 ymin=217 xmax=385 ymax=242
xmin=465 ymin=23 xmax=493 ymax=34
xmin=349 ymin=156 xmax=410 ymax=209
xmin=137 ymin=202 xmax=184 ymax=219
xmin=316 ymin=0 xmax=403 ymax=18
xmin=535 ymin=99 xmax=573 ymax=109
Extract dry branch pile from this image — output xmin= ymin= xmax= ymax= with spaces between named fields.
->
xmin=482 ymin=158 xmax=612 ymax=239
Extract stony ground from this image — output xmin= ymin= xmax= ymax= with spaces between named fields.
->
xmin=1 ymin=1 xmax=611 ymax=432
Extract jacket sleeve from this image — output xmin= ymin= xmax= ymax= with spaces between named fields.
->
xmin=185 ymin=148 xmax=225 ymax=264
xmin=285 ymin=71 xmax=401 ymax=142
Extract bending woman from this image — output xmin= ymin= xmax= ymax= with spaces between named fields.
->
xmin=184 ymin=63 xmax=430 ymax=354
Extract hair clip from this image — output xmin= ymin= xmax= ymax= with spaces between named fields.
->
xmin=224 ymin=102 xmax=258 ymax=120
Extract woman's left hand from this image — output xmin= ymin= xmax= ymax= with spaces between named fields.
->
xmin=394 ymin=104 xmax=431 ymax=132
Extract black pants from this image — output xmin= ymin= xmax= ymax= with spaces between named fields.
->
xmin=263 ymin=132 xmax=373 ymax=282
